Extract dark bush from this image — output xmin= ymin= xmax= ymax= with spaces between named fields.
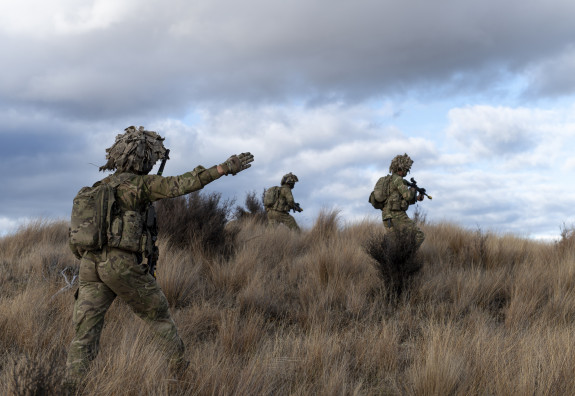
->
xmin=156 ymin=191 xmax=237 ymax=256
xmin=6 ymin=351 xmax=66 ymax=396
xmin=233 ymin=190 xmax=267 ymax=223
xmin=364 ymin=227 xmax=422 ymax=298
xmin=557 ymin=223 xmax=575 ymax=253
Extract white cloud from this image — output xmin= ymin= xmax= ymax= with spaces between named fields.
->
xmin=0 ymin=216 xmax=31 ymax=236
xmin=446 ymin=106 xmax=542 ymax=156
xmin=0 ymin=0 xmax=136 ymax=35
xmin=445 ymin=105 xmax=575 ymax=169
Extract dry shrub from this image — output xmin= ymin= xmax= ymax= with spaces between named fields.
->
xmin=307 ymin=208 xmax=341 ymax=244
xmin=156 ymin=191 xmax=237 ymax=257
xmin=233 ymin=190 xmax=267 ymax=224
xmin=155 ymin=240 xmax=206 ymax=308
xmin=1 ymin=350 xmax=66 ymax=396
xmin=0 ymin=220 xmax=77 ymax=299
xmin=364 ymin=227 xmax=422 ymax=298
xmin=557 ymin=223 xmax=575 ymax=254
xmin=0 ymin=219 xmax=69 ymax=259
xmin=406 ymin=323 xmax=470 ymax=395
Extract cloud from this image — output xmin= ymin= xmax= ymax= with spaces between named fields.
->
xmin=525 ymin=46 xmax=575 ymax=98
xmin=446 ymin=106 xmax=544 ymax=157
xmin=1 ymin=100 xmax=574 ymax=239
xmin=2 ymin=0 xmax=575 ymax=120
xmin=1 ymin=0 xmax=575 ymax=241
xmin=445 ymin=105 xmax=575 ymax=168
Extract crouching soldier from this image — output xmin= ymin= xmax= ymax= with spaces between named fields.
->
xmin=65 ymin=126 xmax=253 ymax=387
xmin=264 ymin=172 xmax=302 ymax=231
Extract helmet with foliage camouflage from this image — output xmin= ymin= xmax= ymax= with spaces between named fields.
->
xmin=389 ymin=153 xmax=414 ymax=174
xmin=281 ymin=172 xmax=299 ymax=187
xmin=99 ymin=126 xmax=168 ymax=174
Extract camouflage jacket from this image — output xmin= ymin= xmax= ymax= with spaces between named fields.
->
xmin=382 ymin=173 xmax=416 ymax=219
xmin=103 ymin=165 xmax=221 ymax=256
xmin=270 ymin=185 xmax=297 ymax=213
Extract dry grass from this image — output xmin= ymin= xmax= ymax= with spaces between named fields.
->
xmin=1 ymin=207 xmax=575 ymax=395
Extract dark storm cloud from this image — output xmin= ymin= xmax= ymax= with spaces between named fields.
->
xmin=1 ymin=0 xmax=575 ymax=120
xmin=524 ymin=47 xmax=575 ymax=99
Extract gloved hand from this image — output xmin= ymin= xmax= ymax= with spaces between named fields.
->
xmin=219 ymin=152 xmax=254 ymax=175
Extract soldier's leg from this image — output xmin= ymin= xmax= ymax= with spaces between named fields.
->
xmin=267 ymin=211 xmax=280 ymax=227
xmin=282 ymin=213 xmax=300 ymax=232
xmin=66 ymin=254 xmax=116 ymax=383
xmin=386 ymin=212 xmax=424 ymax=247
xmin=270 ymin=211 xmax=300 ymax=231
xmin=267 ymin=209 xmax=299 ymax=231
xmin=98 ymin=248 xmax=185 ymax=370
xmin=397 ymin=213 xmax=425 ymax=250
xmin=414 ymin=226 xmax=425 ymax=250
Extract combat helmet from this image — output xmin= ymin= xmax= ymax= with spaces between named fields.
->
xmin=389 ymin=153 xmax=414 ymax=174
xmin=99 ymin=126 xmax=168 ymax=174
xmin=281 ymin=172 xmax=299 ymax=187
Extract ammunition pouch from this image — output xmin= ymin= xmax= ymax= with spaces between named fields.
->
xmin=400 ymin=199 xmax=409 ymax=211
xmin=108 ymin=210 xmax=144 ymax=253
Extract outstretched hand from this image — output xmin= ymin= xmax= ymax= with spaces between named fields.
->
xmin=219 ymin=152 xmax=254 ymax=175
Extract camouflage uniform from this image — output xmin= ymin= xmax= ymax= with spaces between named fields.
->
xmin=379 ymin=154 xmax=425 ymax=250
xmin=266 ymin=173 xmax=301 ymax=231
xmin=66 ymin=127 xmax=253 ymax=384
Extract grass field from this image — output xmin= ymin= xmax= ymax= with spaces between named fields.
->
xmin=1 ymin=193 xmax=574 ymax=395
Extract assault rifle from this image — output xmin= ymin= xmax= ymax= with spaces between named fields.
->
xmin=406 ymin=177 xmax=432 ymax=200
xmin=292 ymin=202 xmax=303 ymax=213
xmin=147 ymin=149 xmax=170 ymax=278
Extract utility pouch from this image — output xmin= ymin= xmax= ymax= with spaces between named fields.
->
xmin=400 ymin=200 xmax=409 ymax=211
xmin=108 ymin=211 xmax=143 ymax=252
xmin=390 ymin=196 xmax=402 ymax=211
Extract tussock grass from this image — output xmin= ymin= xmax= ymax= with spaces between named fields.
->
xmin=1 ymin=199 xmax=575 ymax=395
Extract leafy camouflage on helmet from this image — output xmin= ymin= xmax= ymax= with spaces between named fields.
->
xmin=281 ymin=172 xmax=299 ymax=185
xmin=99 ymin=126 xmax=167 ymax=174
xmin=389 ymin=153 xmax=414 ymax=174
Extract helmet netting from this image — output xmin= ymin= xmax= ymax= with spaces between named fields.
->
xmin=389 ymin=153 xmax=414 ymax=174
xmin=100 ymin=126 xmax=167 ymax=174
xmin=281 ymin=172 xmax=299 ymax=185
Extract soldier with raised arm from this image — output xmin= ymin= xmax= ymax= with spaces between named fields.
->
xmin=65 ymin=126 xmax=253 ymax=387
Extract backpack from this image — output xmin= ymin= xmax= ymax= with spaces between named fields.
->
xmin=263 ymin=186 xmax=280 ymax=208
xmin=69 ymin=177 xmax=123 ymax=252
xmin=368 ymin=175 xmax=390 ymax=210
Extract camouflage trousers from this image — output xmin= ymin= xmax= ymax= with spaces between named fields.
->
xmin=267 ymin=209 xmax=300 ymax=231
xmin=66 ymin=247 xmax=185 ymax=382
xmin=382 ymin=211 xmax=425 ymax=250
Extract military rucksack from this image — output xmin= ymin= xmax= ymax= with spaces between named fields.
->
xmin=69 ymin=176 xmax=126 ymax=253
xmin=368 ymin=175 xmax=391 ymax=210
xmin=263 ymin=186 xmax=281 ymax=208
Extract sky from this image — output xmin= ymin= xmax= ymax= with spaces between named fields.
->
xmin=1 ymin=0 xmax=575 ymax=240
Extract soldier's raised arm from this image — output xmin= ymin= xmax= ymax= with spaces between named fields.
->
xmin=140 ymin=152 xmax=254 ymax=201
